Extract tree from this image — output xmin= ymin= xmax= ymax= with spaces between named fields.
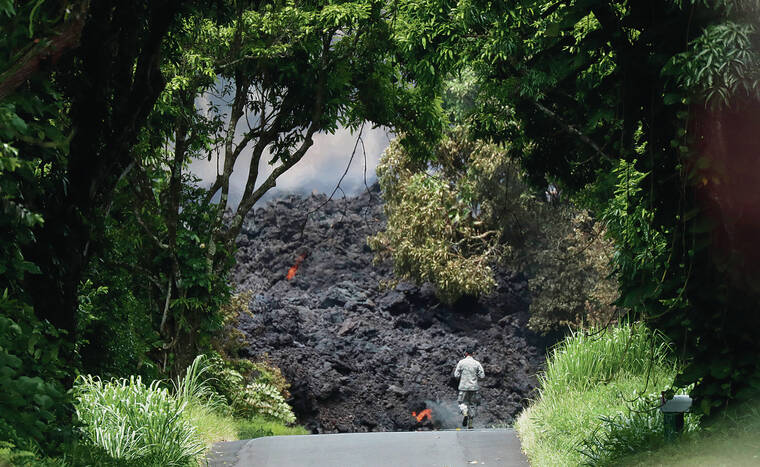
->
xmin=4 ymin=0 xmax=192 ymax=364
xmin=371 ymin=125 xmax=618 ymax=331
xmin=369 ymin=133 xmax=503 ymax=303
xmin=0 ymin=0 xmax=126 ymax=451
xmin=406 ymin=0 xmax=760 ymax=412
xmin=0 ymin=0 xmax=239 ymax=450
xmin=76 ymin=0 xmax=445 ymax=372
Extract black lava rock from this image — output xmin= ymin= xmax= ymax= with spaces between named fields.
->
xmin=232 ymin=185 xmax=544 ymax=433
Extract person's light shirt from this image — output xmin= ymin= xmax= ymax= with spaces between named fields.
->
xmin=454 ymin=356 xmax=485 ymax=391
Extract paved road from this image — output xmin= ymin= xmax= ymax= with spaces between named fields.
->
xmin=206 ymin=429 xmax=529 ymax=466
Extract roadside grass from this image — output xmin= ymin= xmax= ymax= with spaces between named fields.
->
xmin=4 ymin=409 xmax=306 ymax=467
xmin=184 ymin=403 xmax=238 ymax=448
xmin=185 ymin=405 xmax=308 ymax=449
xmin=616 ymin=398 xmax=760 ymax=466
xmin=64 ymin=355 xmax=308 ymax=466
xmin=515 ymin=322 xmax=685 ymax=467
xmin=74 ymin=374 xmax=206 ymax=466
xmin=235 ymin=416 xmax=310 ymax=439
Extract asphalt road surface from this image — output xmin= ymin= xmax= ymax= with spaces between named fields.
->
xmin=206 ymin=429 xmax=529 ymax=466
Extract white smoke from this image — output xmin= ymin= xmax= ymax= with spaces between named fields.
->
xmin=188 ymin=125 xmax=392 ymax=208
xmin=425 ymin=399 xmax=464 ymax=430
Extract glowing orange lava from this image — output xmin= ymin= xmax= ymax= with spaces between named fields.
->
xmin=286 ymin=253 xmax=307 ymax=280
xmin=411 ymin=408 xmax=433 ymax=422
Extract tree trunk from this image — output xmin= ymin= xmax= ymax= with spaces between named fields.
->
xmin=22 ymin=1 xmax=181 ymax=367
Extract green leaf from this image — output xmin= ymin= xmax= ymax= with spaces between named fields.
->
xmin=663 ymin=93 xmax=682 ymax=106
xmin=710 ymin=362 xmax=732 ymax=379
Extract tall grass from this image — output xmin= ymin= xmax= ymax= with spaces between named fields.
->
xmin=540 ymin=322 xmax=672 ymax=394
xmin=174 ymin=355 xmax=240 ymax=449
xmin=183 ymin=404 xmax=238 ymax=449
xmin=72 ymin=354 xmax=308 ymax=466
xmin=516 ymin=322 xmax=683 ymax=467
xmin=174 ymin=355 xmax=223 ymax=410
xmin=74 ymin=375 xmax=205 ymax=466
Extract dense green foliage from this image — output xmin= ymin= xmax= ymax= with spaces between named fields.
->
xmin=74 ymin=375 xmax=206 ymax=466
xmin=0 ymin=0 xmax=440 ymax=455
xmin=478 ymin=0 xmax=760 ymax=415
xmin=516 ymin=323 xmax=699 ymax=467
xmin=371 ymin=126 xmax=618 ymax=332
xmin=3 ymin=0 xmax=760 ymax=458
xmin=0 ymin=0 xmax=77 ymax=454
xmin=379 ymin=0 xmax=760 ymax=413
xmin=0 ymin=297 xmax=68 ymax=453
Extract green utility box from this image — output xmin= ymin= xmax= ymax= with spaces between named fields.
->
xmin=660 ymin=394 xmax=692 ymax=441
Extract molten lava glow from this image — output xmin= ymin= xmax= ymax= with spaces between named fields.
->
xmin=411 ymin=408 xmax=433 ymax=422
xmin=286 ymin=253 xmax=307 ymax=280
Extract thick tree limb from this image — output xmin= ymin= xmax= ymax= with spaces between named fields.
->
xmin=533 ymin=101 xmax=614 ymax=162
xmin=160 ymin=276 xmax=172 ymax=334
xmin=0 ymin=2 xmax=89 ymax=101
xmin=167 ymin=94 xmax=191 ymax=253
xmin=224 ymin=124 xmax=319 ymax=246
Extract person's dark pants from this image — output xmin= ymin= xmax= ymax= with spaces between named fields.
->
xmin=458 ymin=390 xmax=479 ymax=422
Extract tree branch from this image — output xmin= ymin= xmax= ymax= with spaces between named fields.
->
xmin=0 ymin=1 xmax=89 ymax=101
xmin=533 ymin=101 xmax=614 ymax=162
xmin=132 ymin=205 xmax=169 ymax=250
xmin=160 ymin=275 xmax=172 ymax=334
xmin=224 ymin=123 xmax=319 ymax=247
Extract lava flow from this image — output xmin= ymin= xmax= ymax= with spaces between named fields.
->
xmin=411 ymin=408 xmax=433 ymax=422
xmin=286 ymin=252 xmax=307 ymax=280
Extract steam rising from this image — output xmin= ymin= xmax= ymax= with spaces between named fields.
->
xmin=424 ymin=400 xmax=466 ymax=430
xmin=189 ymin=125 xmax=391 ymax=208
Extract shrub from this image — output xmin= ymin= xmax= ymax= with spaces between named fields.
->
xmin=0 ymin=441 xmax=38 ymax=466
xmin=237 ymin=382 xmax=297 ymax=424
xmin=251 ymin=358 xmax=291 ymax=400
xmin=202 ymin=352 xmax=296 ymax=423
xmin=73 ymin=375 xmax=205 ymax=466
xmin=0 ymin=296 xmax=69 ymax=453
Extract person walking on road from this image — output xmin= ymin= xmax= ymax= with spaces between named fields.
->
xmin=454 ymin=350 xmax=485 ymax=429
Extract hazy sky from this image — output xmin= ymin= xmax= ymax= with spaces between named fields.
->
xmin=189 ymin=125 xmax=392 ymax=208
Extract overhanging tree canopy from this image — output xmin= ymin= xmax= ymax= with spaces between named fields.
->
xmin=402 ymin=0 xmax=760 ymax=413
